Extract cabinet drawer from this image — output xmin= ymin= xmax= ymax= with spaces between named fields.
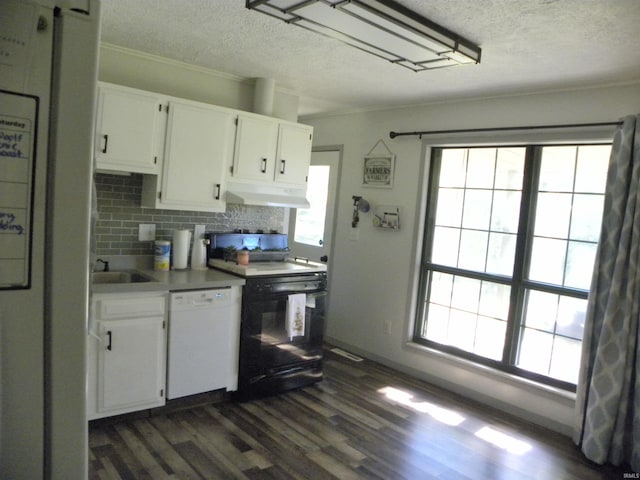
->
xmin=94 ymin=295 xmax=166 ymax=320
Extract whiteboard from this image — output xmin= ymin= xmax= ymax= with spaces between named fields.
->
xmin=0 ymin=90 xmax=37 ymax=289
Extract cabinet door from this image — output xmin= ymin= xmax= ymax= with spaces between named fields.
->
xmin=232 ymin=114 xmax=278 ymax=181
xmin=95 ymin=84 xmax=164 ymax=174
xmin=159 ymin=101 xmax=235 ymax=212
xmin=274 ymin=122 xmax=313 ymax=186
xmin=97 ymin=316 xmax=165 ymax=413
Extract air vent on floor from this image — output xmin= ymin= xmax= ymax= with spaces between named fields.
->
xmin=330 ymin=348 xmax=363 ymax=362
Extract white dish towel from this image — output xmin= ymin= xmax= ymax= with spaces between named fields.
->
xmin=286 ymin=293 xmax=306 ymax=338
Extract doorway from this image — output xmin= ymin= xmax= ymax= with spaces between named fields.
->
xmin=288 ymin=147 xmax=342 ymax=270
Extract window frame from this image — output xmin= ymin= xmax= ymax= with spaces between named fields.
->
xmin=414 ymin=140 xmax=611 ymax=392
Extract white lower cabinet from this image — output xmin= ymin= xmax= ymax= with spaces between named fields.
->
xmin=88 ymin=292 xmax=167 ymax=420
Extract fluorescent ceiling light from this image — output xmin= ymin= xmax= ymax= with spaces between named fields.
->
xmin=246 ymin=0 xmax=481 ymax=72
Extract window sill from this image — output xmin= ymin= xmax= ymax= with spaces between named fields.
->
xmin=404 ymin=340 xmax=576 ymax=404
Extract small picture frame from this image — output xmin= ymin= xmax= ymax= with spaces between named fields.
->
xmin=362 ymin=154 xmax=395 ymax=188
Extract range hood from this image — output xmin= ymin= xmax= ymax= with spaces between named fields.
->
xmin=226 ymin=182 xmax=310 ymax=208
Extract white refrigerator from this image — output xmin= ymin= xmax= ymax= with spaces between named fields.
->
xmin=0 ymin=1 xmax=100 ymax=478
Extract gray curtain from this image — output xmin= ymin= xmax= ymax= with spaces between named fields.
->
xmin=574 ymin=114 xmax=640 ymax=469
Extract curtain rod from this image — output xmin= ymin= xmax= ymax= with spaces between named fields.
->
xmin=389 ymin=121 xmax=622 ymax=139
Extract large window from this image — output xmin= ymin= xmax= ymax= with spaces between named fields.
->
xmin=415 ymin=143 xmax=611 ymax=390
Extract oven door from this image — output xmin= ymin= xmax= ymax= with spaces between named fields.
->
xmin=239 ymin=288 xmax=326 ymax=375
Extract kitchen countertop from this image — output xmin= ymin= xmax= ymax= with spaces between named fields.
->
xmin=91 ymin=267 xmax=245 ymax=294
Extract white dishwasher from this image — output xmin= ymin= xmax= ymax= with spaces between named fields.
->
xmin=167 ymin=287 xmax=240 ymax=399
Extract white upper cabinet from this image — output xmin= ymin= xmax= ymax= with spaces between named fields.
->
xmin=95 ymin=82 xmax=314 ymax=211
xmin=94 ymin=83 xmax=164 ymax=174
xmin=232 ymin=113 xmax=313 ymax=188
xmin=148 ymin=100 xmax=235 ymax=212
xmin=275 ymin=121 xmax=313 ymax=186
xmin=232 ymin=114 xmax=279 ymax=182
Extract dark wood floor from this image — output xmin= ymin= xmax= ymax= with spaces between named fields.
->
xmin=89 ymin=347 xmax=631 ymax=479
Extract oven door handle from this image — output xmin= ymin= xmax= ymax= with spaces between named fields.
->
xmin=248 ymin=366 xmax=315 ymax=385
xmin=269 ymin=284 xmax=327 ymax=294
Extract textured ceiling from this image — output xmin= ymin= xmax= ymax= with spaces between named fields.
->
xmin=99 ymin=0 xmax=640 ymax=116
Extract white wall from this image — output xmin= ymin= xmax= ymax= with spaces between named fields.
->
xmin=304 ymin=83 xmax=640 ymax=435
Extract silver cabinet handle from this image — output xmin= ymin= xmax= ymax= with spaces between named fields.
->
xmin=215 ymin=183 xmax=221 ymax=200
xmin=102 ymin=134 xmax=109 ymax=154
xmin=280 ymin=159 xmax=286 ymax=174
xmin=261 ymin=158 xmax=267 ymax=173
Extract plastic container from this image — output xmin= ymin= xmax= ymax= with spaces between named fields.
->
xmin=154 ymin=240 xmax=170 ymax=271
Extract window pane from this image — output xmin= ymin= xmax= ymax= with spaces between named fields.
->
xmin=478 ymin=282 xmax=511 ymax=320
xmin=432 ymin=226 xmax=460 ymax=266
xmin=565 ymin=241 xmax=597 ymax=290
xmin=495 ymin=148 xmax=525 ymax=189
xmin=466 ymin=148 xmax=496 ymax=188
xmin=549 ymin=336 xmax=582 ymax=384
xmin=462 ymin=189 xmax=492 ymax=230
xmin=539 ymin=146 xmax=576 ymax=191
xmin=486 ymin=232 xmax=516 ymax=276
xmin=475 ymin=316 xmax=506 ymax=361
xmin=570 ymin=194 xmax=604 ymax=242
xmin=519 ymin=290 xmax=587 ymax=381
xmin=421 ymin=275 xmax=508 ymax=361
xmin=458 ymin=230 xmax=488 ymax=271
xmin=529 ymin=237 xmax=566 ymax=285
xmin=534 ymin=193 xmax=571 ymax=238
xmin=523 ymin=290 xmax=557 ymax=332
xmin=430 ymin=271 xmax=453 ymax=306
xmin=451 ymin=276 xmax=480 ymax=313
xmin=425 ymin=304 xmax=450 ymax=343
xmin=575 ymin=145 xmax=610 ymax=193
xmin=294 ymin=165 xmax=329 ymax=246
xmin=557 ymin=296 xmax=587 ymax=340
xmin=435 ymin=188 xmax=464 ymax=227
xmin=517 ymin=329 xmax=552 ymax=376
xmin=439 ymin=149 xmax=467 ymax=187
xmin=448 ymin=309 xmax=477 ymax=351
xmin=530 ymin=145 xmax=607 ymax=290
xmin=491 ymin=190 xmax=521 ymax=233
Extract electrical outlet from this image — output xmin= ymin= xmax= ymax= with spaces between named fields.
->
xmin=138 ymin=224 xmax=156 ymax=241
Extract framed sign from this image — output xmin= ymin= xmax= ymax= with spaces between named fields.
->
xmin=362 ymin=154 xmax=394 ymax=188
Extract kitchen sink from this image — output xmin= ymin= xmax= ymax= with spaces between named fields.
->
xmin=92 ymin=271 xmax=155 ymax=284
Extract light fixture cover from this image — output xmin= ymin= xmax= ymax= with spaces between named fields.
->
xmin=246 ymin=0 xmax=481 ymax=72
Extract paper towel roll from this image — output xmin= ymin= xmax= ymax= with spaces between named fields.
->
xmin=172 ymin=229 xmax=191 ymax=270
